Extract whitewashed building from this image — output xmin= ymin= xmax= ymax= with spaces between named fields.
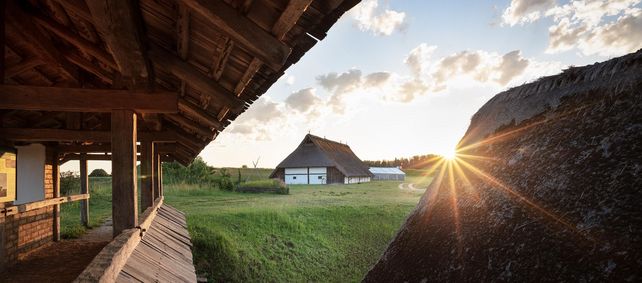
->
xmin=270 ymin=134 xmax=372 ymax=185
xmin=370 ymin=167 xmax=406 ymax=180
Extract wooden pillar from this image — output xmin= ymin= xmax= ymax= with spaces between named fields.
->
xmin=154 ymin=153 xmax=161 ymax=199
xmin=140 ymin=140 xmax=154 ymax=209
xmin=159 ymin=156 xmax=163 ymax=197
xmin=52 ymin=150 xmax=60 ymax=241
xmin=111 ymin=110 xmax=138 ymax=237
xmin=79 ymin=153 xmax=89 ymax=227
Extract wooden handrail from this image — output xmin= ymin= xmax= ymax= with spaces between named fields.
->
xmin=74 ymin=196 xmax=164 ymax=283
xmin=1 ymin=194 xmax=90 ymax=217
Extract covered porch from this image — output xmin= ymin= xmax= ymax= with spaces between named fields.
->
xmin=1 ymin=0 xmax=359 ymax=281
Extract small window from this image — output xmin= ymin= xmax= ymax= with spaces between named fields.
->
xmin=293 ymin=176 xmax=297 ymax=180
xmin=318 ymin=176 xmax=322 ymax=179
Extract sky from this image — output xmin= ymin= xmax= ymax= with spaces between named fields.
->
xmin=63 ymin=0 xmax=642 ymax=173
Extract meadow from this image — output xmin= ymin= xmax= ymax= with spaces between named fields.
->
xmin=60 ymin=167 xmax=434 ymax=282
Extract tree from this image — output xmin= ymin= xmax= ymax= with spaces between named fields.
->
xmin=89 ymin=168 xmax=110 ymax=177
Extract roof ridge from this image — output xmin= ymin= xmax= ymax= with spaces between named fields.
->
xmin=307 ymin=134 xmax=349 ymax=147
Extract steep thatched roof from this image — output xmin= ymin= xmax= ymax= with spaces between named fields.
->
xmin=365 ymin=49 xmax=642 ymax=281
xmin=271 ymin=134 xmax=372 ymax=177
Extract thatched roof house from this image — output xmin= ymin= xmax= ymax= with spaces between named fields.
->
xmin=364 ymin=50 xmax=642 ymax=281
xmin=270 ymin=134 xmax=372 ymax=184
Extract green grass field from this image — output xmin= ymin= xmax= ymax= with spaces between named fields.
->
xmin=60 ymin=169 xmax=432 ymax=282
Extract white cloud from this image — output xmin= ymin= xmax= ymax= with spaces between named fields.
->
xmin=502 ymin=0 xmax=557 ymax=26
xmin=364 ymin=72 xmax=392 ymax=87
xmin=351 ymin=0 xmax=406 ymax=36
xmin=404 ymin=44 xmax=438 ymax=77
xmin=227 ymin=97 xmax=285 ymax=140
xmin=285 ymin=88 xmax=321 ymax=113
xmin=502 ymin=0 xmax=642 ymax=56
xmin=285 ymin=74 xmax=295 ymax=85
xmin=384 ymin=46 xmax=563 ymax=102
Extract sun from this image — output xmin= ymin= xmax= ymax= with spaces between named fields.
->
xmin=440 ymin=147 xmax=458 ymax=161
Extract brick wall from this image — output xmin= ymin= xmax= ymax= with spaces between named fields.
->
xmin=0 ymin=147 xmax=56 ymax=271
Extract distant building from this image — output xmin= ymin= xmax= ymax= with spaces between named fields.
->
xmin=270 ymin=134 xmax=373 ymax=185
xmin=370 ymin=167 xmax=406 ymax=181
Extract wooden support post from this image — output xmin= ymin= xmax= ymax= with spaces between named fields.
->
xmin=52 ymin=150 xmax=61 ymax=242
xmin=153 ymin=153 xmax=161 ymax=200
xmin=140 ymin=140 xmax=154 ymax=209
xmin=111 ymin=110 xmax=138 ymax=238
xmin=79 ymin=153 xmax=89 ymax=227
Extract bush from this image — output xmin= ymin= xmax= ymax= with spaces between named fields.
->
xmin=89 ymin=168 xmax=110 ymax=177
xmin=236 ymin=179 xmax=289 ymax=194
xmin=60 ymin=171 xmax=80 ymax=195
xmin=217 ymin=168 xmax=234 ymax=191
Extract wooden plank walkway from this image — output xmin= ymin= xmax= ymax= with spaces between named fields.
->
xmin=116 ymin=205 xmax=197 ymax=283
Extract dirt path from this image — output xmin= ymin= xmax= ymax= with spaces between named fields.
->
xmin=399 ymin=183 xmax=425 ymax=192
xmin=0 ymin=219 xmax=113 ymax=282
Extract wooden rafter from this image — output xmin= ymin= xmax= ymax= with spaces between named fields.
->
xmin=5 ymin=57 xmax=45 ymax=79
xmin=178 ymin=99 xmax=224 ymax=129
xmin=212 ymin=38 xmax=234 ymax=80
xmin=86 ymin=0 xmax=150 ymax=88
xmin=32 ymin=12 xmax=118 ymax=69
xmin=6 ymin=1 xmax=78 ymax=83
xmin=165 ymin=114 xmax=213 ymax=139
xmin=0 ymin=85 xmax=178 ymax=113
xmin=181 ymin=0 xmax=291 ymax=70
xmin=64 ymin=52 xmax=114 ymax=83
xmin=148 ymin=45 xmax=244 ymax=111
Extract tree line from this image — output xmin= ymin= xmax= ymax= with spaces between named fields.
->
xmin=363 ymin=154 xmax=440 ymax=169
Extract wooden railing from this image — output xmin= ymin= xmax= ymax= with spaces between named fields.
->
xmin=0 ymin=194 xmax=90 ymax=216
xmin=74 ymin=196 xmax=164 ymax=283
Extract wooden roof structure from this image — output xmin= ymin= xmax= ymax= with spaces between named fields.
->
xmin=0 ymin=0 xmax=360 ymax=165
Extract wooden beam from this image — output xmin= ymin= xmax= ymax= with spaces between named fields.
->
xmin=1 ymin=129 xmax=178 ymax=144
xmin=212 ymin=38 xmax=234 ymax=80
xmin=0 ymin=128 xmax=111 ymax=142
xmin=0 ymin=85 xmax=178 ymax=113
xmin=154 ymin=153 xmax=162 ymax=199
xmin=63 ymin=52 xmax=115 ymax=83
xmin=5 ymin=1 xmax=78 ymax=83
xmin=52 ymin=149 xmax=61 ymax=241
xmin=111 ymin=109 xmax=138 ymax=237
xmin=57 ymin=143 xmax=177 ymax=153
xmin=178 ymin=99 xmax=224 ymax=129
xmin=79 ymin=153 xmax=89 ymax=227
xmin=140 ymin=141 xmax=154 ymax=210
xmin=31 ymin=12 xmax=118 ymax=69
xmin=148 ymin=45 xmax=244 ymax=111
xmin=86 ymin=0 xmax=150 ymax=88
xmin=177 ymin=4 xmax=190 ymax=60
xmin=181 ymin=0 xmax=291 ymax=70
xmin=1 ymin=0 xmax=5 ymax=83
xmin=272 ymin=0 xmax=314 ymax=40
xmin=5 ymin=57 xmax=45 ymax=79
xmin=166 ymin=114 xmax=213 ymax=139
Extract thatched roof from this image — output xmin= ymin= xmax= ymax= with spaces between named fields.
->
xmin=0 ymin=0 xmax=360 ymax=165
xmin=365 ymin=49 xmax=642 ymax=281
xmin=271 ymin=134 xmax=372 ymax=177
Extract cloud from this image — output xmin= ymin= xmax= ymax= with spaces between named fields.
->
xmin=502 ymin=0 xmax=642 ymax=56
xmin=495 ymin=50 xmax=530 ymax=85
xmin=502 ymin=0 xmax=557 ymax=26
xmin=227 ymin=97 xmax=285 ymax=140
xmin=285 ymin=88 xmax=321 ymax=113
xmin=317 ymin=69 xmax=363 ymax=94
xmin=405 ymin=44 xmax=438 ymax=77
xmin=351 ymin=0 xmax=406 ymax=36
xmin=385 ymin=46 xmax=549 ymax=102
xmin=364 ymin=72 xmax=392 ymax=87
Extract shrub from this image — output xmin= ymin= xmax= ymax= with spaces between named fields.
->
xmin=236 ymin=179 xmax=289 ymax=194
xmin=60 ymin=171 xmax=80 ymax=195
xmin=217 ymin=168 xmax=234 ymax=191
xmin=89 ymin=168 xmax=110 ymax=177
